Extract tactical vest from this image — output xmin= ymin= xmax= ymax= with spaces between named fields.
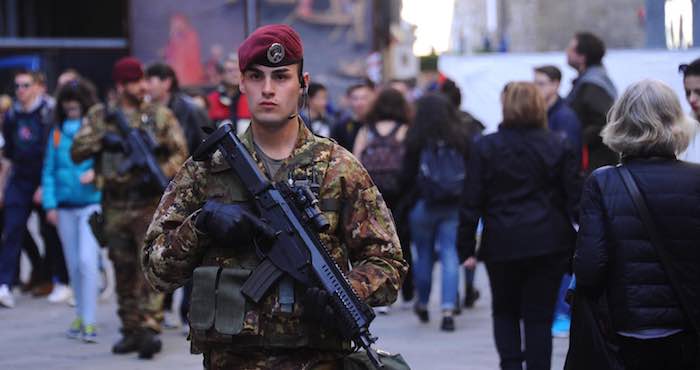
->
xmin=94 ymin=104 xmax=163 ymax=201
xmin=189 ymin=132 xmax=351 ymax=354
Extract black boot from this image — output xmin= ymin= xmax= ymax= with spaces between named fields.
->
xmin=138 ymin=329 xmax=162 ymax=359
xmin=112 ymin=331 xmax=142 ymax=354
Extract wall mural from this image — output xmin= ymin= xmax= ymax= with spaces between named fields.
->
xmin=131 ymin=0 xmax=373 ymax=95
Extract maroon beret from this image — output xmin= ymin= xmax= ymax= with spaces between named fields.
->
xmin=238 ymin=24 xmax=303 ymax=72
xmin=112 ymin=56 xmax=144 ymax=84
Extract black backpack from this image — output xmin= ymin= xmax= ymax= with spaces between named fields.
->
xmin=359 ymin=123 xmax=405 ymax=199
xmin=417 ymin=141 xmax=465 ymax=204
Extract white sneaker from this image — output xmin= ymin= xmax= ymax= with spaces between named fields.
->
xmin=163 ymin=312 xmax=181 ymax=329
xmin=0 ymin=284 xmax=15 ymax=308
xmin=47 ymin=284 xmax=73 ymax=303
xmin=374 ymin=305 xmax=391 ymax=315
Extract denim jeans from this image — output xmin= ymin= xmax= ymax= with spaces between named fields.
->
xmin=57 ymin=204 xmax=101 ymax=325
xmin=409 ymin=199 xmax=459 ymax=311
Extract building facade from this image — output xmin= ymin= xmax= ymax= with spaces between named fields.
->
xmin=450 ymin=0 xmax=694 ymax=53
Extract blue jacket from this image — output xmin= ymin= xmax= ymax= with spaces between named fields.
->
xmin=41 ymin=119 xmax=101 ymax=210
xmin=548 ymin=97 xmax=582 ymax=155
xmin=3 ymin=97 xmax=53 ymax=184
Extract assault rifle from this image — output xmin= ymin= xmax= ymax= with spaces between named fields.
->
xmin=193 ymin=123 xmax=383 ymax=369
xmin=107 ymin=110 xmax=169 ymax=191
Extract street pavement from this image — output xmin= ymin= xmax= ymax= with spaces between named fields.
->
xmin=0 ymin=266 xmax=568 ymax=370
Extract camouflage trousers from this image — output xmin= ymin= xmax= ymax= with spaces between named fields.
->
xmin=203 ymin=348 xmax=345 ymax=370
xmin=103 ymin=200 xmax=164 ymax=334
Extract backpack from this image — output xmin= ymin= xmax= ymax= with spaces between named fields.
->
xmin=417 ymin=141 xmax=465 ymax=204
xmin=359 ymin=123 xmax=405 ymax=198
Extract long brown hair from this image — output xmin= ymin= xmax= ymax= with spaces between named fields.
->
xmin=501 ymin=82 xmax=547 ymax=129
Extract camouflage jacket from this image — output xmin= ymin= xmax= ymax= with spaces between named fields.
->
xmin=143 ymin=121 xmax=407 ymax=352
xmin=70 ymin=102 xmax=188 ymax=202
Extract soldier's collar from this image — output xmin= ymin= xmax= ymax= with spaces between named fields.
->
xmin=208 ymin=119 xmax=317 ymax=173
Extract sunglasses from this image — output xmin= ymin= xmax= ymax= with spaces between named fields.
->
xmin=14 ymin=82 xmax=32 ymax=90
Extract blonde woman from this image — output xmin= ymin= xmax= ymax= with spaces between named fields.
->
xmin=574 ymin=79 xmax=699 ymax=370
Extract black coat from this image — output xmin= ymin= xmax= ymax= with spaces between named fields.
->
xmin=457 ymin=126 xmax=581 ymax=262
xmin=169 ymin=93 xmax=212 ymax=155
xmin=574 ymin=156 xmax=700 ymax=332
xmin=567 ymin=82 xmax=617 ymax=171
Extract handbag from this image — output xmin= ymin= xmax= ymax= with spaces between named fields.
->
xmin=564 ymin=287 xmax=625 ymax=370
xmin=564 ymin=171 xmax=629 ymax=370
xmin=617 ymin=166 xmax=700 ymax=367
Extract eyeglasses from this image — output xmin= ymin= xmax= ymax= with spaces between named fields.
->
xmin=14 ymin=82 xmax=32 ymax=90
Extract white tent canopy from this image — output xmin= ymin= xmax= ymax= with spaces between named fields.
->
xmin=439 ymin=49 xmax=700 ymax=133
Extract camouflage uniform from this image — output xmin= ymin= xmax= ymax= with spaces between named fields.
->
xmin=143 ymin=121 xmax=407 ymax=369
xmin=71 ymin=102 xmax=188 ymax=335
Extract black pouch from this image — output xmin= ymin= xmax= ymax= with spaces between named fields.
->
xmin=88 ymin=211 xmax=108 ymax=248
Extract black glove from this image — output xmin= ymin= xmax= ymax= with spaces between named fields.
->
xmin=195 ymin=200 xmax=274 ymax=245
xmin=102 ymin=132 xmax=126 ymax=152
xmin=302 ymin=286 xmax=337 ymax=329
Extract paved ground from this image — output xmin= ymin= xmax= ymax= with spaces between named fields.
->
xmin=0 ymin=266 xmax=568 ymax=370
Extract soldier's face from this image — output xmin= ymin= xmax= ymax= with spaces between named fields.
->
xmin=240 ymin=64 xmax=302 ymax=128
xmin=119 ymin=78 xmax=147 ymax=105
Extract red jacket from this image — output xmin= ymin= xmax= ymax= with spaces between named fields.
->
xmin=207 ymin=90 xmax=250 ymax=122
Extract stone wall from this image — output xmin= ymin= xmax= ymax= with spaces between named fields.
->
xmin=507 ymin=0 xmax=646 ymax=51
xmin=449 ymin=0 xmax=648 ymax=53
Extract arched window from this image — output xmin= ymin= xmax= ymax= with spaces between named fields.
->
xmin=665 ymin=0 xmax=693 ymax=49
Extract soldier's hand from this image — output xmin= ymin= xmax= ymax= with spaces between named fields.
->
xmin=302 ymin=286 xmax=336 ymax=328
xmin=195 ymin=200 xmax=275 ymax=245
xmin=102 ymin=132 xmax=125 ymax=152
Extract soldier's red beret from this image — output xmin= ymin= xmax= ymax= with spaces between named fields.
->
xmin=112 ymin=56 xmax=144 ymax=84
xmin=238 ymin=24 xmax=303 ymax=72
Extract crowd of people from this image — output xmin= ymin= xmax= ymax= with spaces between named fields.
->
xmin=0 ymin=26 xmax=698 ymax=370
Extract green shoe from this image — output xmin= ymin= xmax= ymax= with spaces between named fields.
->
xmin=66 ymin=318 xmax=82 ymax=339
xmin=82 ymin=324 xmax=97 ymax=343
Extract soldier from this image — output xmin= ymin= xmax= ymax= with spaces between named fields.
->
xmin=71 ymin=57 xmax=188 ymax=359
xmin=143 ymin=24 xmax=407 ymax=369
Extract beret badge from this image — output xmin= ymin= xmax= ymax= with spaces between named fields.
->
xmin=267 ymin=43 xmax=285 ymax=64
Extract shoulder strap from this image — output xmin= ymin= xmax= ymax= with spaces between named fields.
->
xmin=617 ymin=166 xmax=700 ymax=336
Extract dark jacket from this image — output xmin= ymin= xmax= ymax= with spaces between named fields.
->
xmin=566 ymin=65 xmax=617 ymax=172
xmin=3 ymin=97 xmax=53 ymax=185
xmin=169 ymin=93 xmax=211 ymax=154
xmin=548 ymin=97 xmax=582 ymax=156
xmin=457 ymin=126 xmax=581 ymax=262
xmin=330 ymin=116 xmax=363 ymax=152
xmin=574 ymin=156 xmax=700 ymax=332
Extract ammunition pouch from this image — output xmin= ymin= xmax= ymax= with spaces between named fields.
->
xmin=190 ymin=267 xmax=250 ymax=343
xmin=343 ymin=350 xmax=411 ymax=370
xmin=88 ymin=211 xmax=108 ymax=248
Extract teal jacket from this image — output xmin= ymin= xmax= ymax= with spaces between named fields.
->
xmin=41 ymin=118 xmax=101 ymax=210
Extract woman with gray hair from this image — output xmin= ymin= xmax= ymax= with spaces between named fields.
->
xmin=573 ymin=79 xmax=700 ymax=370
